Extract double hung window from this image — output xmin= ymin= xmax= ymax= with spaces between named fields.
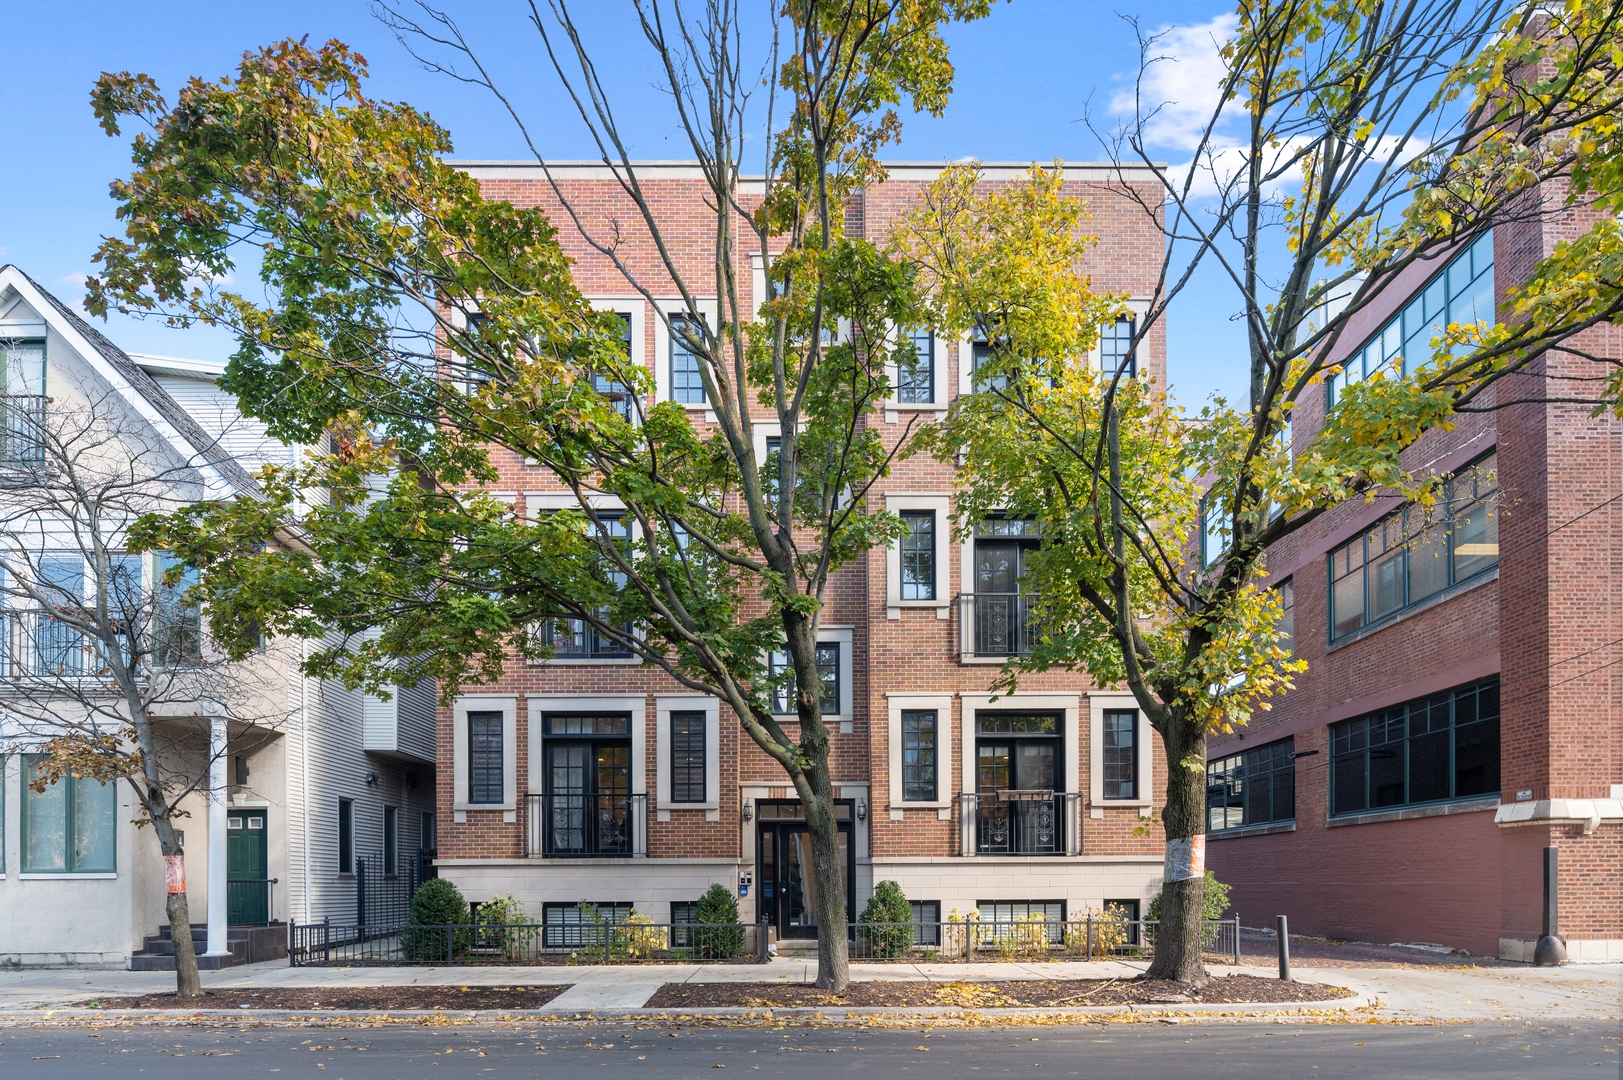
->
xmin=467 ymin=711 xmax=505 ymax=804
xmin=669 ymin=316 xmax=707 ymax=404
xmin=337 ymin=798 xmax=354 ymax=875
xmin=1099 ymin=317 xmax=1136 ymax=377
xmin=900 ymin=710 xmax=938 ymax=802
xmin=593 ymin=313 xmax=637 ymax=421
xmin=897 ymin=330 xmax=935 ymax=403
xmin=669 ymin=711 xmax=706 ymax=804
xmin=898 ymin=511 xmax=936 ymax=601
xmin=768 ymin=643 xmax=839 ymax=715
xmin=1101 ymin=710 xmax=1138 ymax=800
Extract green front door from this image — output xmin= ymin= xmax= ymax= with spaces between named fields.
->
xmin=226 ymin=810 xmax=269 ymax=925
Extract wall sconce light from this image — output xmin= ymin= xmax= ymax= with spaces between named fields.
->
xmin=742 ymin=800 xmax=754 ymax=823
xmin=365 ymin=771 xmax=380 ymax=787
xmin=856 ymin=797 xmax=867 ymax=822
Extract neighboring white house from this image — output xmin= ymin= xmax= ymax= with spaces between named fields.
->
xmin=0 ymin=267 xmax=436 ymax=968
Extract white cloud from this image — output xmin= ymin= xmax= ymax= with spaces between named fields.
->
xmin=1111 ymin=13 xmax=1240 ymax=154
xmin=57 ymin=272 xmax=88 ymax=288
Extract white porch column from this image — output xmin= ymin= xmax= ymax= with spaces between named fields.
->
xmin=205 ymin=715 xmax=229 ymax=957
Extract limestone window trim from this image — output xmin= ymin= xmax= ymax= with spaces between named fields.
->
xmin=884 ymin=494 xmax=952 ymax=619
xmin=882 ymin=324 xmax=948 ymax=420
xmin=1087 ymin=693 xmax=1155 ymax=815
xmin=651 ymin=297 xmax=720 ymax=419
xmin=452 ymin=695 xmax=518 ymax=820
xmin=884 ymin=693 xmax=954 ymax=820
xmin=959 ymin=692 xmax=1082 ymax=806
xmin=766 ymin=625 xmax=855 ymax=735
xmin=526 ymin=694 xmax=649 ymax=816
xmin=655 ymin=694 xmax=721 ymax=822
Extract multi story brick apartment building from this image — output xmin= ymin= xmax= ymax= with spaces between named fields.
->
xmin=1204 ymin=204 xmax=1623 ymax=962
xmin=432 ymin=161 xmax=1174 ymax=944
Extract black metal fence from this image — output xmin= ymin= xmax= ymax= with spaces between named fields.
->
xmin=288 ymin=916 xmax=1241 ymax=967
xmin=356 ymin=851 xmax=424 ymax=932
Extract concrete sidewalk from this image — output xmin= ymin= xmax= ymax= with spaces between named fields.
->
xmin=0 ymin=957 xmax=1616 ymax=1022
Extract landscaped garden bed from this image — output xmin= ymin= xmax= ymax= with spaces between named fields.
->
xmin=88 ymin=985 xmax=570 ymax=1011
xmin=645 ymin=975 xmax=1354 ymax=1009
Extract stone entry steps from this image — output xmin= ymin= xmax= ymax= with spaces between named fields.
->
xmin=129 ymin=924 xmax=288 ymax=971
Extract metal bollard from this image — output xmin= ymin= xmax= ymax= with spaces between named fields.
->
xmin=1233 ymin=913 xmax=1241 ymax=966
xmin=1276 ymin=915 xmax=1291 ymax=981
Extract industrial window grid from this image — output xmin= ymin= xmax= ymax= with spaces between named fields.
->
xmin=1330 ymin=677 xmax=1501 ymax=817
xmin=900 ymin=709 xmax=939 ymax=802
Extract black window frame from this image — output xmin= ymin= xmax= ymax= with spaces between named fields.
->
xmin=467 ymin=710 xmax=505 ymax=805
xmin=1276 ymin=579 xmax=1295 ymax=656
xmin=900 ymin=709 xmax=938 ymax=802
xmin=669 ymin=710 xmax=707 ymax=804
xmin=897 ymin=329 xmax=935 ymax=404
xmin=592 ymin=312 xmax=637 ymax=421
xmin=910 ymin=900 xmax=941 ymax=945
xmin=1101 ymin=710 xmax=1139 ymax=801
xmin=668 ymin=315 xmax=707 ymax=405
xmin=898 ymin=510 xmax=937 ymax=601
xmin=1099 ymin=317 xmax=1136 ymax=377
xmin=768 ymin=642 xmax=840 ymax=715
xmin=1329 ymin=677 xmax=1500 ymax=817
xmin=337 ymin=797 xmax=354 ymax=876
xmin=541 ymin=901 xmax=635 ymax=948
xmin=1327 ymin=451 xmax=1498 ymax=641
xmin=383 ymin=805 xmax=398 ymax=876
xmin=1206 ymin=736 xmax=1296 ymax=832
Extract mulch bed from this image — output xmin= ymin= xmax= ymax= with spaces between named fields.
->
xmin=645 ymin=975 xmax=1354 ymax=1010
xmin=87 ymin=985 xmax=570 ymax=1011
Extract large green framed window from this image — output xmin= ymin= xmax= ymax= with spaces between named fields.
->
xmin=1330 ymin=678 xmax=1500 ymax=816
xmin=1326 ymin=231 xmax=1494 ymax=406
xmin=21 ymin=755 xmax=116 ymax=873
xmin=1327 ymin=451 xmax=1498 ymax=640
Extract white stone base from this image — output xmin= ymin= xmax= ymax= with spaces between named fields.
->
xmin=438 ymin=859 xmax=749 ymax=922
xmin=0 ymin=952 xmax=133 ymax=969
xmin=870 ymin=856 xmax=1165 ymax=918
xmin=1501 ymin=936 xmax=1623 ymax=963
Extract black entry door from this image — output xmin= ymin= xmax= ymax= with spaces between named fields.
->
xmin=756 ymin=803 xmax=855 ymax=939
xmin=544 ymin=742 xmax=631 ymax=855
xmin=974 ymin=541 xmax=1033 ymax=654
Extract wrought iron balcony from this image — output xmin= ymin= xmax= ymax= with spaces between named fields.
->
xmin=957 ymin=791 xmax=1081 ymax=856
xmin=530 ymin=616 xmax=633 ymax=660
xmin=1 ymin=611 xmax=88 ymax=679
xmin=524 ymin=792 xmax=647 ymax=858
xmin=0 ymin=395 xmax=46 ymax=465
xmin=958 ymin=591 xmax=1040 ymax=658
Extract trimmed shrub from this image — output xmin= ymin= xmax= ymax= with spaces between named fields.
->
xmin=858 ymin=880 xmax=914 ymax=958
xmin=693 ymin=882 xmax=744 ymax=959
xmin=403 ymin=877 xmax=470 ymax=961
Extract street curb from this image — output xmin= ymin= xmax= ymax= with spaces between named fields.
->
xmin=0 ymin=985 xmax=1379 ymax=1026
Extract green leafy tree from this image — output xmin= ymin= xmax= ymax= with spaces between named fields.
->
xmin=900 ymin=1 xmax=1623 ymax=986
xmin=87 ymin=4 xmax=1002 ymax=991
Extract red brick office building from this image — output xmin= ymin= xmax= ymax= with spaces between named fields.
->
xmin=1204 ymin=198 xmax=1623 ymax=962
xmin=430 ymin=161 xmax=1176 ymax=944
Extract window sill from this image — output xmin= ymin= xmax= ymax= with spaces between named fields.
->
xmin=1327 ymin=795 xmax=1499 ymax=828
xmin=1208 ymin=820 xmax=1297 ymax=841
xmin=454 ymin=802 xmax=516 ymax=812
xmin=1326 ymin=567 xmax=1497 ymax=652
xmin=17 ymin=872 xmax=118 ymax=879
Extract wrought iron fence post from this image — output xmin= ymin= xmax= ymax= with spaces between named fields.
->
xmin=1086 ymin=912 xmax=1093 ymax=959
xmin=446 ymin=925 xmax=453 ymax=966
xmin=356 ymin=857 xmax=367 ymax=942
xmin=322 ymin=916 xmax=330 ymax=964
xmin=287 ymin=921 xmax=295 ymax=967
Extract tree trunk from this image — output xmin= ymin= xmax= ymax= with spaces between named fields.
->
xmin=1145 ymin=716 xmax=1208 ymax=986
xmin=151 ymin=803 xmax=202 ymax=997
xmin=166 ymin=885 xmax=203 ymax=997
xmin=804 ymin=794 xmax=849 ymax=991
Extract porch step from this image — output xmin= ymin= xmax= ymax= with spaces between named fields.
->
xmin=773 ymin=937 xmax=821 ymax=956
xmin=130 ymin=923 xmax=288 ymax=970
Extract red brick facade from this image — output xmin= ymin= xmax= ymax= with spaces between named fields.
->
xmin=433 ymin=162 xmax=1175 ymax=930
xmin=1206 ymin=197 xmax=1623 ymax=962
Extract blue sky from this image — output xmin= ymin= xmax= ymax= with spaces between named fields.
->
xmin=0 ymin=1 xmax=1246 ymax=406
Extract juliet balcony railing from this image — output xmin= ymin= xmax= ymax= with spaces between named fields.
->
xmin=0 ymin=395 xmax=46 ymax=466
xmin=958 ymin=591 xmax=1041 ymax=658
xmin=530 ymin=616 xmax=633 ymax=660
xmin=524 ymin=792 xmax=647 ymax=858
xmin=957 ymin=791 xmax=1081 ymax=857
xmin=1 ymin=611 xmax=88 ymax=679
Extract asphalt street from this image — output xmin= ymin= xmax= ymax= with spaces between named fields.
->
xmin=0 ymin=1021 xmax=1617 ymax=1079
